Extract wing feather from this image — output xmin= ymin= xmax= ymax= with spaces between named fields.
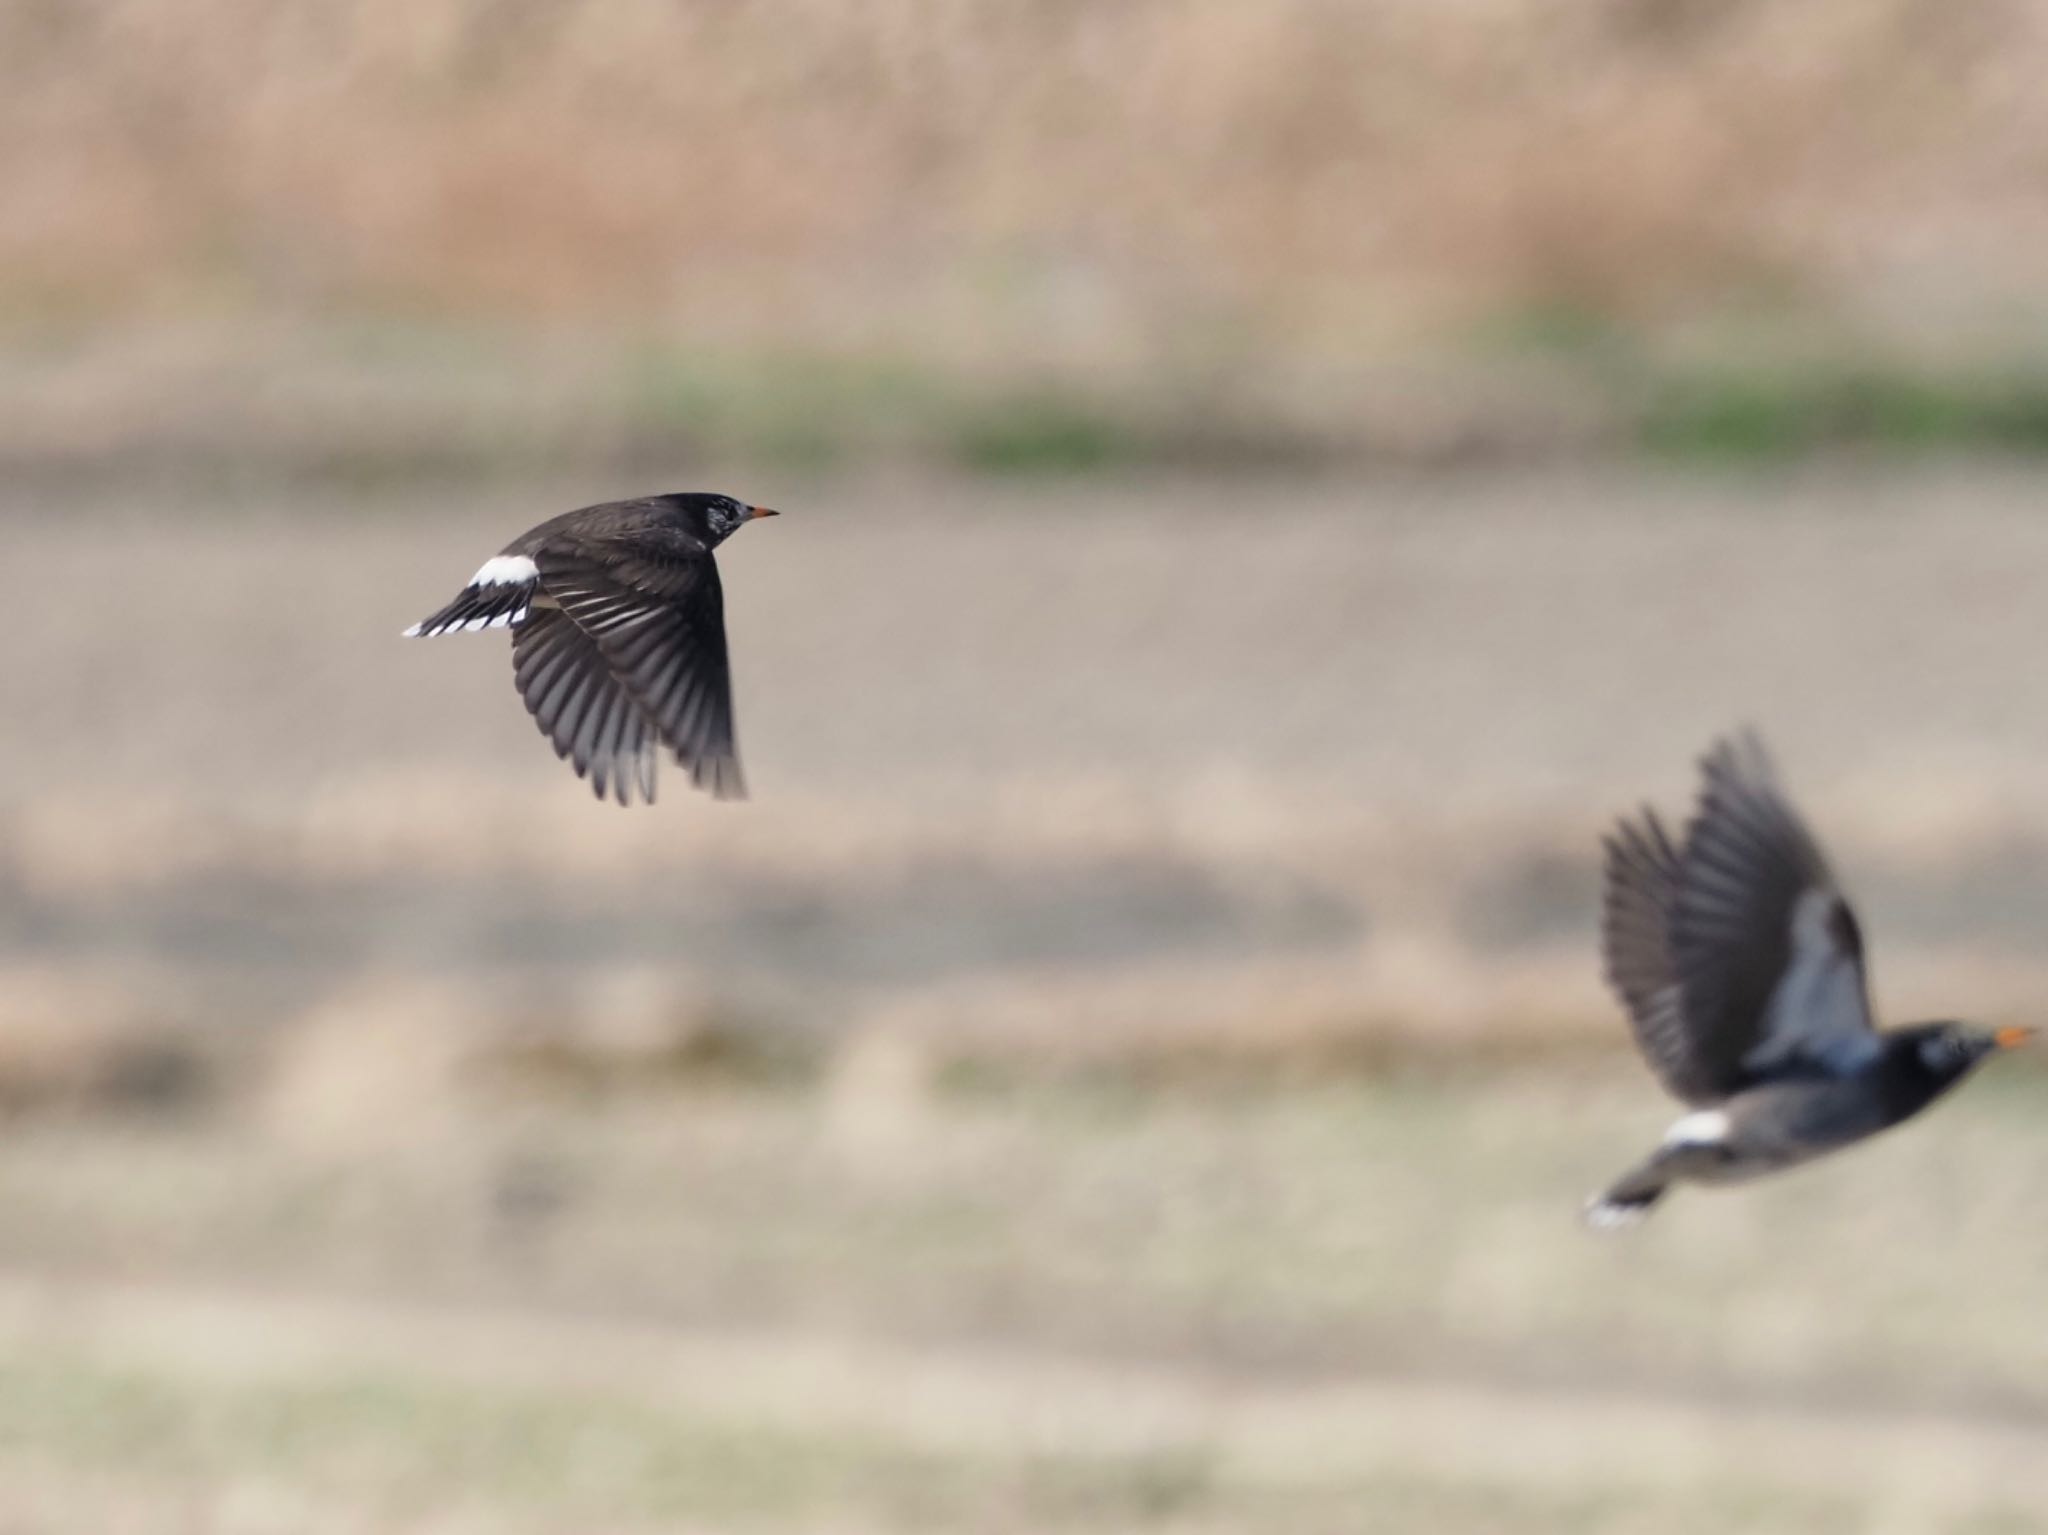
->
xmin=535 ymin=543 xmax=746 ymax=801
xmin=1601 ymin=806 xmax=1720 ymax=1103
xmin=1667 ymin=733 xmax=1879 ymax=1094
xmin=510 ymin=609 xmax=659 ymax=806
xmin=1603 ymin=733 xmax=1880 ymax=1105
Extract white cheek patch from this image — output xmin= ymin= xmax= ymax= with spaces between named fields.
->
xmin=471 ymin=554 xmax=539 ymax=588
xmin=1663 ymin=1109 xmax=1730 ymax=1147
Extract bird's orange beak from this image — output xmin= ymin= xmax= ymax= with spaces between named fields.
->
xmin=746 ymin=505 xmax=780 ymax=520
xmin=1994 ymin=1025 xmax=2035 ymax=1049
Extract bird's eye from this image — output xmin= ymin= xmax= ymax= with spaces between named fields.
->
xmin=1921 ymin=1036 xmax=1965 ymax=1069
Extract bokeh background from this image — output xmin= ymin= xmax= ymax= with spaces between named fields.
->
xmin=10 ymin=3 xmax=2048 ymax=1531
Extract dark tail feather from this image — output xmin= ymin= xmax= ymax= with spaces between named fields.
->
xmin=1583 ymin=1159 xmax=1673 ymax=1230
xmin=404 ymin=581 xmax=534 ymax=638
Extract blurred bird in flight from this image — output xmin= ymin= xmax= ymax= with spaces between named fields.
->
xmin=1589 ymin=731 xmax=2030 ymax=1226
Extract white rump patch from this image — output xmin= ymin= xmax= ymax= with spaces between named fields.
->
xmin=1662 ymin=1109 xmax=1730 ymax=1147
xmin=471 ymin=554 xmax=539 ymax=588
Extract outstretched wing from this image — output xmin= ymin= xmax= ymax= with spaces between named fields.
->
xmin=510 ymin=609 xmax=659 ymax=806
xmin=1601 ymin=805 xmax=1715 ymax=1103
xmin=534 ymin=540 xmax=745 ymax=801
xmin=1667 ymin=733 xmax=1879 ymax=1095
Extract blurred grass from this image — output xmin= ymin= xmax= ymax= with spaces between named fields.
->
xmin=5 ymin=0 xmax=2034 ymax=334
xmin=947 ymin=388 xmax=1134 ymax=475
xmin=618 ymin=345 xmax=1143 ymax=473
xmin=0 ymin=1355 xmax=1897 ymax=1534
xmin=22 ymin=313 xmax=2048 ymax=478
xmin=1471 ymin=300 xmax=2048 ymax=463
xmin=1637 ymin=360 xmax=2048 ymax=461
xmin=6 ymin=1072 xmax=2048 ymax=1408
xmin=0 ymin=1073 xmax=2046 ymax=1530
xmin=14 ymin=1 xmax=2048 ymax=472
xmin=606 ymin=334 xmax=2048 ymax=470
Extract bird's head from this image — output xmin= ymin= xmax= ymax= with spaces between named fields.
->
xmin=1904 ymin=1021 xmax=2033 ymax=1080
xmin=675 ymin=492 xmax=780 ymax=546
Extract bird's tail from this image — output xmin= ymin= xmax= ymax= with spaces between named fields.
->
xmin=403 ymin=556 xmax=539 ymax=638
xmin=1582 ymin=1157 xmax=1673 ymax=1230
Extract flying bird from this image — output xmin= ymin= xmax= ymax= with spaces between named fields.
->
xmin=405 ymin=492 xmax=778 ymax=805
xmin=1587 ymin=731 xmax=2030 ymax=1227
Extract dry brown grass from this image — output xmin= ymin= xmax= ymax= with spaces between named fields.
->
xmin=7 ymin=0 xmax=2048 ymax=354
xmin=14 ymin=3 xmax=2048 ymax=470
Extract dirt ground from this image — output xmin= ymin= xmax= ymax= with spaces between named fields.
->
xmin=17 ymin=466 xmax=2048 ymax=1052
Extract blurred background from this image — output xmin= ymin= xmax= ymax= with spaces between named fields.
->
xmin=9 ymin=2 xmax=2048 ymax=1530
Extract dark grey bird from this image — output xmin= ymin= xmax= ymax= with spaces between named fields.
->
xmin=405 ymin=492 xmax=778 ymax=805
xmin=1587 ymin=732 xmax=2030 ymax=1227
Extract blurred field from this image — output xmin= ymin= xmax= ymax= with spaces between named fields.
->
xmin=16 ymin=4 xmax=2048 ymax=1530
xmin=9 ymin=468 xmax=2048 ymax=1529
xmin=14 ymin=1 xmax=2048 ymax=470
xmin=1 ymin=1079 xmax=2048 ymax=1533
xmin=22 ymin=467 xmax=2048 ymax=1066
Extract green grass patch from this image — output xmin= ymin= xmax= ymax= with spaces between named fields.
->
xmin=618 ymin=339 xmax=1171 ymax=473
xmin=618 ymin=345 xmax=942 ymax=468
xmin=1474 ymin=296 xmax=2048 ymax=463
xmin=944 ymin=389 xmax=1137 ymax=473
xmin=1639 ymin=361 xmax=2048 ymax=460
xmin=617 ymin=344 xmax=1145 ymax=472
xmin=1467 ymin=297 xmax=1636 ymax=361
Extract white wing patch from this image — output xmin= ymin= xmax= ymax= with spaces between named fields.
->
xmin=472 ymin=554 xmax=540 ymax=587
xmin=1744 ymin=887 xmax=1881 ymax=1078
xmin=403 ymin=553 xmax=537 ymax=637
xmin=403 ymin=607 xmax=525 ymax=637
